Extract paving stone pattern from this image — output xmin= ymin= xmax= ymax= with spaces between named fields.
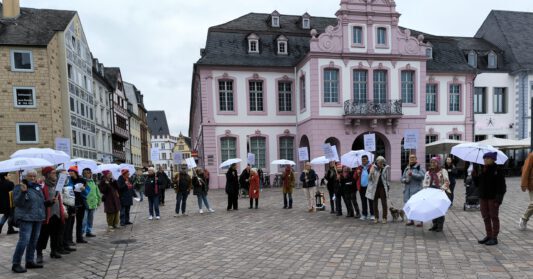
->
xmin=0 ymin=177 xmax=532 ymax=278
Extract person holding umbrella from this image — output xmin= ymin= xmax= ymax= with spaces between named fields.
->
xmin=477 ymin=152 xmax=506 ymax=245
xmin=422 ymin=157 xmax=450 ymax=232
xmin=66 ymin=166 xmax=88 ymax=244
xmin=401 ymin=154 xmax=425 ymax=227
xmin=225 ymin=163 xmax=239 ymax=211
xmin=281 ymin=165 xmax=295 ymax=209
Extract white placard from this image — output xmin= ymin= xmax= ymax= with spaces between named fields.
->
xmin=298 ymin=147 xmax=309 ymax=162
xmin=74 ymin=183 xmax=84 ymax=192
xmin=247 ymin=153 xmax=256 ymax=165
xmin=322 ymin=143 xmax=336 ymax=160
xmin=403 ymin=130 xmax=418 ymax=150
xmin=331 ymin=145 xmax=340 ymax=162
xmin=55 ymin=173 xmax=67 ymax=193
xmin=55 ymin=137 xmax=71 ymax=156
xmin=150 ymin=148 xmax=160 ymax=162
xmin=186 ymin=158 xmax=197 ymax=169
xmin=173 ymin=152 xmax=183 ymax=164
xmin=364 ymin=134 xmax=376 ymax=152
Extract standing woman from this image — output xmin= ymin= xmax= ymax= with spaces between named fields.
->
xmin=325 ymin=162 xmax=337 ymax=214
xmin=367 ymin=156 xmax=391 ymax=224
xmin=193 ymin=168 xmax=214 ymax=214
xmin=82 ymin=168 xmax=101 ymax=238
xmin=98 ymin=170 xmax=121 ymax=231
xmin=133 ymin=169 xmax=146 ymax=202
xmin=143 ymin=167 xmax=160 ymax=220
xmin=117 ymin=169 xmax=135 ymax=224
xmin=249 ymin=169 xmax=260 ymax=209
xmin=239 ymin=165 xmax=251 ymax=198
xmin=0 ymin=172 xmax=17 ymax=235
xmin=341 ymin=166 xmax=360 ymax=218
xmin=477 ymin=152 xmax=506 ymax=246
xmin=173 ymin=170 xmax=191 ymax=216
xmin=281 ymin=166 xmax=295 ymax=209
xmin=422 ymin=157 xmax=450 ymax=232
xmin=300 ymin=162 xmax=317 ymax=212
xmin=11 ymin=170 xmax=46 ymax=273
xmin=401 ymin=154 xmax=425 ymax=227
xmin=225 ymin=164 xmax=239 ymax=211
xmin=66 ymin=166 xmax=88 ymax=244
xmin=444 ymin=157 xmax=458 ymax=206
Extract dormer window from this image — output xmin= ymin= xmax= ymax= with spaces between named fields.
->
xmin=488 ymin=51 xmax=497 ymax=69
xmin=247 ymin=33 xmax=260 ymax=53
xmin=426 ymin=46 xmax=433 ymax=59
xmin=277 ymin=35 xmax=288 ymax=55
xmin=271 ymin=10 xmax=280 ymax=28
xmin=302 ymin=12 xmax=310 ymax=29
xmin=468 ymin=50 xmax=477 ymax=68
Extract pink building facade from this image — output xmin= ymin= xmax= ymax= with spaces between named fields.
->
xmin=190 ymin=0 xmax=476 ymax=188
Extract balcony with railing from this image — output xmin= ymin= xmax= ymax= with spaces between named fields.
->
xmin=344 ymin=99 xmax=402 ymax=118
xmin=113 ymin=125 xmax=129 ymax=140
xmin=112 ymin=148 xmax=126 ymax=162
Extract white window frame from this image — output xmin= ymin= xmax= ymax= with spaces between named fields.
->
xmin=272 ymin=16 xmax=280 ymax=27
xmin=10 ymin=50 xmax=34 ymax=72
xmin=302 ymin=18 xmax=310 ymax=29
xmin=488 ymin=51 xmax=497 ymax=69
xmin=16 ymin=123 xmax=39 ymax=144
xmin=277 ymin=41 xmax=288 ymax=55
xmin=248 ymin=40 xmax=259 ymax=53
xmin=352 ymin=26 xmax=364 ymax=45
xmin=468 ymin=51 xmax=477 ymax=68
xmin=13 ymin=87 xmax=37 ymax=108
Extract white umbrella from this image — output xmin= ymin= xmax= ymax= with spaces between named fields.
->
xmin=67 ymin=158 xmax=98 ymax=174
xmin=0 ymin=157 xmax=53 ymax=173
xmin=341 ymin=150 xmax=374 ymax=168
xmin=310 ymin=156 xmax=331 ymax=165
xmin=451 ymin=142 xmax=508 ymax=165
xmin=119 ymin=163 xmax=136 ymax=175
xmin=97 ymin=164 xmax=121 ymax=179
xmin=271 ymin=159 xmax=296 ymax=166
xmin=220 ymin=158 xmax=242 ymax=168
xmin=403 ymin=188 xmax=451 ymax=222
xmin=425 ymin=139 xmax=466 ymax=154
xmin=10 ymin=148 xmax=70 ymax=165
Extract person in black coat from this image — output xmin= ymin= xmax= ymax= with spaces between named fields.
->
xmin=239 ymin=165 xmax=251 ymax=198
xmin=476 ymin=152 xmax=506 ymax=246
xmin=225 ymin=164 xmax=239 ymax=211
xmin=144 ymin=167 xmax=161 ymax=220
xmin=66 ymin=166 xmax=87 ymax=245
xmin=325 ymin=162 xmax=337 ymax=214
xmin=117 ymin=169 xmax=135 ymax=225
xmin=0 ymin=172 xmax=17 ymax=234
xmin=156 ymin=167 xmax=170 ymax=206
xmin=173 ymin=170 xmax=191 ymax=216
xmin=444 ymin=157 xmax=458 ymax=206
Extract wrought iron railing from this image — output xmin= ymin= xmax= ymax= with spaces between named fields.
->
xmin=343 ymin=99 xmax=402 ymax=116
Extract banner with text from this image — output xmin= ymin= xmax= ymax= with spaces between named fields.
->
xmin=298 ymin=147 xmax=309 ymax=161
xmin=403 ymin=130 xmax=419 ymax=150
xmin=150 ymin=148 xmax=160 ymax=162
xmin=364 ymin=134 xmax=376 ymax=152
xmin=55 ymin=137 xmax=71 ymax=156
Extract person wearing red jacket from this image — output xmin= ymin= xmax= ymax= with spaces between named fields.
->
xmin=249 ymin=169 xmax=260 ymax=209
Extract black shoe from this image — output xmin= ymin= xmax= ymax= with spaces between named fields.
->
xmin=485 ymin=238 xmax=498 ymax=246
xmin=50 ymin=252 xmax=62 ymax=259
xmin=478 ymin=236 xmax=490 ymax=244
xmin=346 ymin=214 xmax=355 ymax=218
xmin=7 ymin=229 xmax=18 ymax=235
xmin=434 ymin=226 xmax=443 ymax=232
xmin=429 ymin=225 xmax=437 ymax=231
xmin=336 ymin=213 xmax=342 ymax=216
xmin=287 ymin=206 xmax=292 ymax=209
xmin=125 ymin=222 xmax=133 ymax=225
xmin=36 ymin=254 xmax=43 ymax=264
xmin=12 ymin=264 xmax=26 ymax=273
xmin=330 ymin=211 xmax=335 ymax=214
xmin=248 ymin=207 xmax=253 ymax=209
xmin=85 ymin=233 xmax=96 ymax=237
xmin=64 ymin=246 xmax=76 ymax=252
xmin=76 ymin=239 xmax=88 ymax=244
xmin=283 ymin=206 xmax=288 ymax=209
xmin=355 ymin=214 xmax=361 ymax=218
xmin=25 ymin=262 xmax=43 ymax=269
xmin=57 ymin=250 xmax=70 ymax=255
xmin=67 ymin=241 xmax=76 ymax=246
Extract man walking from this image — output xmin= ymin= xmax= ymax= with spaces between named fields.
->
xmin=157 ymin=167 xmax=170 ymax=206
xmin=519 ymin=152 xmax=533 ymax=230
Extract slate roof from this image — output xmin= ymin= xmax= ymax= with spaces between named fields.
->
xmin=0 ymin=3 xmax=75 ymax=46
xmin=147 ymin=111 xmax=170 ymax=136
xmin=104 ymin=67 xmax=121 ymax=89
xmin=475 ymin=10 xmax=533 ymax=71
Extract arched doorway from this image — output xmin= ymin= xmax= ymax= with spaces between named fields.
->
xmin=325 ymin=137 xmax=341 ymax=157
xmin=299 ymin=135 xmax=310 ymax=171
xmin=351 ymin=133 xmax=387 ymax=159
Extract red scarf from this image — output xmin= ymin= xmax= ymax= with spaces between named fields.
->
xmin=429 ymin=167 xmax=441 ymax=187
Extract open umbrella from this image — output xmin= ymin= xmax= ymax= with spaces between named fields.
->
xmin=451 ymin=142 xmax=508 ymax=165
xmin=425 ymin=139 xmax=466 ymax=155
xmin=220 ymin=158 xmax=242 ymax=168
xmin=0 ymin=157 xmax=53 ymax=173
xmin=403 ymin=188 xmax=451 ymax=222
xmin=119 ymin=163 xmax=136 ymax=175
xmin=67 ymin=158 xmax=98 ymax=174
xmin=310 ymin=156 xmax=331 ymax=165
xmin=341 ymin=150 xmax=374 ymax=168
xmin=271 ymin=159 xmax=296 ymax=166
xmin=97 ymin=164 xmax=121 ymax=179
xmin=10 ymin=148 xmax=70 ymax=165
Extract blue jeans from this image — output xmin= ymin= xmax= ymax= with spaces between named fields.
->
xmin=83 ymin=209 xmax=95 ymax=234
xmin=197 ymin=194 xmax=211 ymax=210
xmin=175 ymin=192 xmax=189 ymax=214
xmin=12 ymin=221 xmax=42 ymax=265
xmin=120 ymin=205 xmax=131 ymax=225
xmin=138 ymin=191 xmax=144 ymax=201
xmin=148 ymin=195 xmax=160 ymax=217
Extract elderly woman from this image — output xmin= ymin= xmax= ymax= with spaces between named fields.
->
xmin=98 ymin=170 xmax=121 ymax=231
xmin=173 ymin=169 xmax=191 ymax=216
xmin=367 ymin=156 xmax=391 ymax=224
xmin=249 ymin=169 xmax=260 ymax=209
xmin=193 ymin=168 xmax=214 ymax=214
xmin=300 ymin=163 xmax=317 ymax=212
xmin=401 ymin=154 xmax=425 ymax=227
xmin=117 ymin=169 xmax=135 ymax=224
xmin=144 ymin=167 xmax=161 ymax=220
xmin=282 ymin=166 xmax=295 ymax=209
xmin=225 ymin=163 xmax=239 ymax=211
xmin=423 ymin=157 xmax=450 ymax=232
xmin=11 ymin=170 xmax=47 ymax=273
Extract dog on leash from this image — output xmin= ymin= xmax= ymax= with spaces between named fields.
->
xmin=389 ymin=207 xmax=405 ymax=222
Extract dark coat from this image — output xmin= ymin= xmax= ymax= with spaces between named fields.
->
xmin=13 ymin=182 xmax=46 ymax=222
xmin=444 ymin=164 xmax=458 ymax=186
xmin=225 ymin=169 xmax=239 ymax=195
xmin=477 ymin=164 xmax=507 ymax=203
xmin=325 ymin=168 xmax=338 ymax=192
xmin=239 ymin=169 xmax=250 ymax=190
xmin=193 ymin=175 xmax=208 ymax=196
xmin=98 ymin=179 xmax=121 ymax=214
xmin=156 ymin=171 xmax=170 ymax=190
xmin=175 ymin=174 xmax=192 ymax=193
xmin=69 ymin=176 xmax=87 ymax=209
xmin=143 ymin=174 xmax=160 ymax=197
xmin=117 ymin=175 xmax=134 ymax=206
xmin=0 ymin=178 xmax=14 ymax=214
xmin=300 ymin=169 xmax=317 ymax=188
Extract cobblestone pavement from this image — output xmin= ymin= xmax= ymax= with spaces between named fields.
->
xmin=0 ymin=177 xmax=532 ymax=279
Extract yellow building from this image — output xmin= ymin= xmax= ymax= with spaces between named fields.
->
xmin=172 ymin=132 xmax=192 ymax=172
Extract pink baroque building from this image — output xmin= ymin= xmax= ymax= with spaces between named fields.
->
xmin=190 ymin=0 xmax=476 ymax=188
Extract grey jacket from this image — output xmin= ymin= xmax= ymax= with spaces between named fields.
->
xmin=14 ymin=182 xmax=46 ymax=222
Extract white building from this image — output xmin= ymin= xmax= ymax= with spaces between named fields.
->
xmin=92 ymin=59 xmax=113 ymax=163
xmin=124 ymin=82 xmax=143 ymax=169
xmin=148 ymin=111 xmax=176 ymax=177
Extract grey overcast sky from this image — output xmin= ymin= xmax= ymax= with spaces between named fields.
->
xmin=23 ymin=0 xmax=533 ymax=136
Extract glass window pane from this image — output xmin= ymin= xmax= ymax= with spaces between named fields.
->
xmin=353 ymin=70 xmax=367 ymax=103
xmin=18 ymin=124 xmax=37 ymax=142
xmin=373 ymin=70 xmax=387 ymax=103
xmin=14 ymin=52 xmax=32 ymax=69
xmin=15 ymin=88 xmax=34 ymax=106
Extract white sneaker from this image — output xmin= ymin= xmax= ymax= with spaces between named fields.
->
xmin=156 ymin=216 xmax=160 ymax=220
xmin=370 ymin=215 xmax=375 ymax=220
xmin=359 ymin=215 xmax=366 ymax=220
xmin=199 ymin=209 xmax=204 ymax=214
xmin=134 ymin=198 xmax=141 ymax=202
xmin=148 ymin=216 xmax=153 ymax=220
xmin=519 ymin=218 xmax=527 ymax=231
xmin=208 ymin=208 xmax=215 ymax=213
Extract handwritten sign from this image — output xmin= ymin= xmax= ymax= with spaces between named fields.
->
xmin=322 ymin=143 xmax=335 ymax=160
xmin=55 ymin=173 xmax=68 ymax=193
xmin=55 ymin=138 xmax=71 ymax=156
xmin=150 ymin=148 xmax=160 ymax=162
xmin=247 ymin=153 xmax=255 ymax=165
xmin=403 ymin=130 xmax=418 ymax=150
xmin=364 ymin=134 xmax=376 ymax=152
xmin=186 ymin=158 xmax=197 ymax=169
xmin=173 ymin=152 xmax=183 ymax=165
xmin=331 ymin=145 xmax=340 ymax=162
xmin=298 ymin=147 xmax=309 ymax=162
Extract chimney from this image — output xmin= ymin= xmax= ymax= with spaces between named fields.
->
xmin=3 ymin=0 xmax=21 ymax=18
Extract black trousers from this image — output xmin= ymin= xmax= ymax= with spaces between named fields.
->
xmin=75 ymin=207 xmax=85 ymax=241
xmin=159 ymin=188 xmax=166 ymax=205
xmin=359 ymin=187 xmax=374 ymax=217
xmin=249 ymin=198 xmax=258 ymax=208
xmin=335 ymin=187 xmax=343 ymax=214
xmin=37 ymin=215 xmax=63 ymax=254
xmin=433 ymin=216 xmax=445 ymax=227
xmin=327 ymin=185 xmax=335 ymax=212
xmin=63 ymin=213 xmax=75 ymax=246
xmin=227 ymin=193 xmax=238 ymax=210
xmin=343 ymin=189 xmax=360 ymax=216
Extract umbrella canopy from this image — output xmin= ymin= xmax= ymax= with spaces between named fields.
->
xmin=67 ymin=158 xmax=98 ymax=175
xmin=219 ymin=158 xmax=242 ymax=168
xmin=451 ymin=142 xmax=508 ymax=165
xmin=310 ymin=156 xmax=331 ymax=165
xmin=97 ymin=164 xmax=121 ymax=179
xmin=403 ymin=188 xmax=451 ymax=222
xmin=0 ymin=157 xmax=53 ymax=173
xmin=271 ymin=159 xmax=296 ymax=166
xmin=425 ymin=139 xmax=466 ymax=154
xmin=477 ymin=137 xmax=530 ymax=149
xmin=10 ymin=148 xmax=70 ymax=165
xmin=340 ymin=150 xmax=374 ymax=168
xmin=119 ymin=163 xmax=136 ymax=175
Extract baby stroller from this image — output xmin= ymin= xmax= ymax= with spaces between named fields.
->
xmin=315 ymin=190 xmax=326 ymax=211
xmin=464 ymin=174 xmax=480 ymax=210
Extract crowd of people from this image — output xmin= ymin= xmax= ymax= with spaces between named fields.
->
xmin=2 ymin=150 xmax=532 ymax=274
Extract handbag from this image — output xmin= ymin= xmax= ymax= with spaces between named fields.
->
xmin=8 ymin=190 xmax=14 ymax=208
xmin=62 ymin=186 xmax=75 ymax=207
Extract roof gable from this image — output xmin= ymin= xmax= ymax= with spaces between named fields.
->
xmin=147 ymin=111 xmax=170 ymax=136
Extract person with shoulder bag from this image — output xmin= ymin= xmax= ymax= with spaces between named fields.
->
xmin=193 ymin=168 xmax=214 ymax=214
